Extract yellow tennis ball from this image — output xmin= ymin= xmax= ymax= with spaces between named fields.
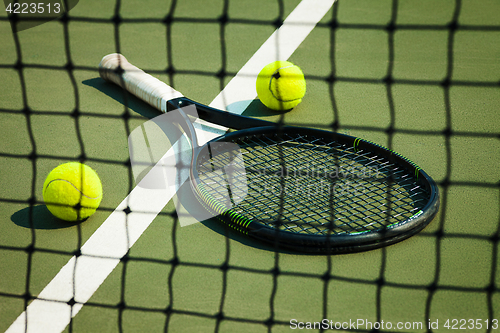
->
xmin=256 ymin=60 xmax=306 ymax=111
xmin=43 ymin=162 xmax=103 ymax=222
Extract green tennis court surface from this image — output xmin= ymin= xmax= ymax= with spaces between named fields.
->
xmin=1 ymin=0 xmax=499 ymax=332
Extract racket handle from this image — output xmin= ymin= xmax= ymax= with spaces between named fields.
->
xmin=99 ymin=53 xmax=183 ymax=113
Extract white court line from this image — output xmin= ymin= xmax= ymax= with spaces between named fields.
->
xmin=6 ymin=1 xmax=335 ymax=332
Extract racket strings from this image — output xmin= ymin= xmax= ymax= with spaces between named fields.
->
xmin=196 ymin=132 xmax=430 ymax=236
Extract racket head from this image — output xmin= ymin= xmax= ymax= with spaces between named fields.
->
xmin=191 ymin=126 xmax=440 ymax=254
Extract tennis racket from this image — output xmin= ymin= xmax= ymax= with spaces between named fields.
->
xmin=99 ymin=53 xmax=440 ymax=254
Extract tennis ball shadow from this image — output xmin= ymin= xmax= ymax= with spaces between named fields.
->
xmin=83 ymin=78 xmax=159 ymax=119
xmin=11 ymin=205 xmax=80 ymax=229
xmin=86 ymin=75 xmax=289 ymax=120
xmin=235 ymin=99 xmax=292 ymax=119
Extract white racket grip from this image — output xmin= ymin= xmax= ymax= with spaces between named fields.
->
xmin=99 ymin=53 xmax=183 ymax=113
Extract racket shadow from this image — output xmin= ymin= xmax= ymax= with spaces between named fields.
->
xmin=82 ymin=78 xmax=160 ymax=119
xmin=228 ymin=98 xmax=292 ymax=119
xmin=84 ymin=78 xmax=283 ymax=252
xmin=200 ymin=219 xmax=317 ymax=255
xmin=176 ymin=181 xmax=316 ymax=256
